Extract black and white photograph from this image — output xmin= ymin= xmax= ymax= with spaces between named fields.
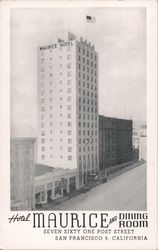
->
xmin=0 ymin=1 xmax=157 ymax=249
xmin=10 ymin=7 xmax=147 ymax=211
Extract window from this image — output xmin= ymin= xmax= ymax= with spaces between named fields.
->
xmin=42 ymin=155 xmax=45 ymax=160
xmin=41 ymin=139 xmax=45 ymax=143
xmin=68 ymin=122 xmax=72 ymax=127
xmin=41 ymin=90 xmax=45 ymax=96
xmin=41 ymin=82 xmax=45 ymax=88
xmin=68 ymin=139 xmax=72 ymax=144
xmin=68 ymin=105 xmax=72 ymax=110
xmin=67 ymin=54 xmax=71 ymax=60
xmin=41 ymin=66 xmax=45 ymax=72
xmin=68 ymin=130 xmax=72 ymax=135
xmin=68 ymin=147 xmax=72 ymax=152
xmin=67 ymin=46 xmax=71 ymax=51
xmin=41 ymin=114 xmax=45 ymax=120
xmin=67 ymin=80 xmax=71 ymax=85
xmin=41 ymin=130 xmax=45 ymax=136
xmin=41 ymin=58 xmax=45 ymax=64
xmin=41 ymin=106 xmax=45 ymax=111
xmin=41 ymin=122 xmax=45 ymax=128
xmin=68 ymin=113 xmax=72 ymax=119
xmin=68 ymin=155 xmax=72 ymax=160
xmin=68 ymin=96 xmax=72 ymax=102
xmin=68 ymin=88 xmax=71 ymax=93
xmin=41 ymin=146 xmax=45 ymax=152
xmin=67 ymin=63 xmax=71 ymax=68
xmin=67 ymin=71 xmax=71 ymax=77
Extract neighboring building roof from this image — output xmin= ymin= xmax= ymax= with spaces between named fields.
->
xmin=99 ymin=115 xmax=132 ymax=122
xmin=35 ymin=163 xmax=76 ymax=177
xmin=35 ymin=163 xmax=55 ymax=176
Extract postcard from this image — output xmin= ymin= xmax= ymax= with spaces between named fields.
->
xmin=0 ymin=0 xmax=157 ymax=249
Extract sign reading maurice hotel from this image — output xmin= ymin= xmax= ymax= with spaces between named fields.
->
xmin=0 ymin=1 xmax=157 ymax=250
xmin=40 ymin=41 xmax=73 ymax=50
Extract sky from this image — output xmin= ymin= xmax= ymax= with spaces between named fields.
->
xmin=10 ymin=7 xmax=146 ymax=137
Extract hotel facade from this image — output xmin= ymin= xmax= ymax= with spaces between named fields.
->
xmin=38 ymin=33 xmax=99 ymax=188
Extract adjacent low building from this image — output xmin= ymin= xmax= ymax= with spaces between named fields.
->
xmin=10 ymin=138 xmax=36 ymax=210
xmin=34 ymin=164 xmax=77 ymax=205
xmin=99 ymin=116 xmax=133 ymax=171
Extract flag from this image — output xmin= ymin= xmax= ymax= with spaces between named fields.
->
xmin=86 ymin=15 xmax=96 ymax=23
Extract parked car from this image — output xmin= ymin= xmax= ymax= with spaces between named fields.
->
xmin=101 ymin=177 xmax=107 ymax=183
xmin=82 ymin=185 xmax=91 ymax=193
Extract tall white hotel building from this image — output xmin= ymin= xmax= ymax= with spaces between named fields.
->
xmin=38 ymin=33 xmax=99 ymax=187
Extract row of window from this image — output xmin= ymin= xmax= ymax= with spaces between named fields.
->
xmin=78 ymin=137 xmax=97 ymax=144
xmin=78 ymin=121 xmax=97 ymax=128
xmin=41 ymin=105 xmax=97 ymax=113
xmin=78 ymin=106 xmax=97 ymax=113
xmin=41 ymin=88 xmax=97 ymax=97
xmin=41 ymin=154 xmax=72 ymax=160
xmin=78 ymin=47 xmax=97 ymax=61
xmin=78 ymin=88 xmax=97 ymax=98
xmin=78 ymin=113 xmax=97 ymax=120
xmin=41 ymin=146 xmax=72 ymax=152
xmin=78 ymin=72 xmax=97 ymax=81
xmin=78 ymin=56 xmax=97 ymax=67
xmin=78 ymin=81 xmax=97 ymax=89
xmin=78 ymin=153 xmax=98 ymax=161
xmin=78 ymin=97 xmax=97 ymax=105
xmin=40 ymin=69 xmax=72 ymax=80
xmin=41 ymin=46 xmax=72 ymax=57
xmin=79 ymin=145 xmax=97 ymax=152
xmin=78 ymin=64 xmax=97 ymax=73
xmin=41 ymin=62 xmax=72 ymax=72
xmin=100 ymin=120 xmax=132 ymax=128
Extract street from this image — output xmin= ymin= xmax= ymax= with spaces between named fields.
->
xmin=48 ymin=162 xmax=147 ymax=210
